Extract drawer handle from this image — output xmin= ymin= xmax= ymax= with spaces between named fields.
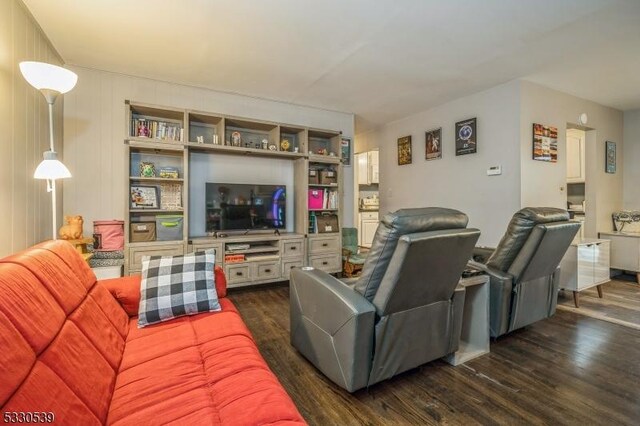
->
xmin=290 ymin=246 xmax=297 ymax=250
xmin=290 ymin=265 xmax=296 ymax=269
xmin=236 ymin=272 xmax=243 ymax=276
xmin=322 ymin=261 xmax=328 ymax=265
xmin=265 ymin=269 xmax=271 ymax=273
xmin=322 ymin=243 xmax=328 ymax=247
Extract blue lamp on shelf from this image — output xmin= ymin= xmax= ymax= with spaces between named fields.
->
xmin=20 ymin=61 xmax=78 ymax=240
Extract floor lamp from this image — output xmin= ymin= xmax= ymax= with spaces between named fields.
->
xmin=19 ymin=61 xmax=78 ymax=240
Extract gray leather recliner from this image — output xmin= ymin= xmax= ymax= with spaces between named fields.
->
xmin=470 ymin=207 xmax=580 ymax=338
xmin=290 ymin=208 xmax=480 ymax=392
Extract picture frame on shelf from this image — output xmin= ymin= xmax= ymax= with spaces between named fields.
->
xmin=532 ymin=123 xmax=558 ymax=162
xmin=455 ymin=118 xmax=477 ymax=156
xmin=425 ymin=128 xmax=442 ymax=160
xmin=397 ymin=136 xmax=412 ymax=165
xmin=130 ymin=185 xmax=159 ymax=209
xmin=139 ymin=161 xmax=156 ymax=177
xmin=606 ymin=141 xmax=616 ymax=173
xmin=341 ymin=138 xmax=352 ymax=166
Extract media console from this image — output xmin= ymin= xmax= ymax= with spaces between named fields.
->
xmin=190 ymin=233 xmax=304 ymax=288
xmin=123 ymin=101 xmax=346 ymax=283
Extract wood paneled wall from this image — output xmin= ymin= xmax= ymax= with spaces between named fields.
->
xmin=0 ymin=0 xmax=64 ymax=257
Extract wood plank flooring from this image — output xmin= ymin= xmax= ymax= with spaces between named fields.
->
xmin=229 ymin=284 xmax=640 ymax=426
xmin=557 ymin=280 xmax=640 ymax=329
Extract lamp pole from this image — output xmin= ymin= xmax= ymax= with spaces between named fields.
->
xmin=45 ymin=93 xmax=58 ymax=240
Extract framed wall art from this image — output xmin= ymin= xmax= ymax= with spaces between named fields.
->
xmin=341 ymin=138 xmax=352 ymax=166
xmin=425 ymin=128 xmax=442 ymax=160
xmin=130 ymin=185 xmax=159 ymax=209
xmin=606 ymin=141 xmax=616 ymax=173
xmin=455 ymin=118 xmax=477 ymax=156
xmin=532 ymin=123 xmax=558 ymax=162
xmin=397 ymin=136 xmax=412 ymax=165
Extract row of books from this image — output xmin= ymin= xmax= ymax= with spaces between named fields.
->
xmin=323 ymin=189 xmax=339 ymax=210
xmin=131 ymin=118 xmax=184 ymax=142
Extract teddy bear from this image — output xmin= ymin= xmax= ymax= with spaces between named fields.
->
xmin=59 ymin=215 xmax=84 ymax=240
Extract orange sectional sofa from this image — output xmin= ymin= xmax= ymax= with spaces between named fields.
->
xmin=0 ymin=241 xmax=305 ymax=425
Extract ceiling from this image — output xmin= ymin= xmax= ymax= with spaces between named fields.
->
xmin=23 ymin=0 xmax=640 ymax=131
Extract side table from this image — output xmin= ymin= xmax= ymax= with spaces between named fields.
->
xmin=559 ymin=238 xmax=610 ymax=308
xmin=444 ymin=274 xmax=490 ymax=366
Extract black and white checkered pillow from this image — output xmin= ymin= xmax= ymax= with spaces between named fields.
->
xmin=138 ymin=250 xmax=220 ymax=328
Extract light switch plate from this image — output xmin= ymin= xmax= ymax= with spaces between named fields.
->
xmin=487 ymin=166 xmax=502 ymax=176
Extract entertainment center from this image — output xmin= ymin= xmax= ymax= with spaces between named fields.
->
xmin=124 ymin=101 xmax=345 ymax=288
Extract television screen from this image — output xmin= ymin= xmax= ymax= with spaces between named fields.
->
xmin=205 ymin=183 xmax=286 ymax=232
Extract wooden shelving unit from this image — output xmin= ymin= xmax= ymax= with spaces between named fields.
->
xmin=124 ymin=100 xmax=344 ymax=277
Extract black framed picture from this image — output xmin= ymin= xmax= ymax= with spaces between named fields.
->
xmin=606 ymin=141 xmax=616 ymax=173
xmin=455 ymin=118 xmax=477 ymax=156
xmin=341 ymin=138 xmax=351 ymax=166
xmin=397 ymin=136 xmax=412 ymax=165
xmin=425 ymin=128 xmax=442 ymax=160
xmin=130 ymin=185 xmax=159 ymax=209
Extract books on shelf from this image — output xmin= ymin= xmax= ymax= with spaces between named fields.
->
xmin=324 ymin=189 xmax=339 ymax=210
xmin=131 ymin=118 xmax=183 ymax=142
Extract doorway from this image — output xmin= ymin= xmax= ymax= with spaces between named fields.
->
xmin=354 ymin=149 xmax=379 ymax=248
xmin=566 ymin=126 xmax=586 ymax=238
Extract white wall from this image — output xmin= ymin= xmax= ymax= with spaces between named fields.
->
xmin=520 ymin=80 xmax=624 ymax=237
xmin=0 ymin=0 xmax=64 ymax=257
xmin=355 ymin=79 xmax=625 ymax=245
xmin=63 ymin=66 xmax=355 ymax=236
xmin=623 ymin=109 xmax=640 ymax=209
xmin=365 ymin=81 xmax=522 ymax=246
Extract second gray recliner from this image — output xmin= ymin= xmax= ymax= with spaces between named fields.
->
xmin=470 ymin=207 xmax=580 ymax=338
xmin=290 ymin=207 xmax=480 ymax=392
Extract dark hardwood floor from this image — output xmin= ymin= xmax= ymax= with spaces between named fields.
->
xmin=229 ymin=285 xmax=640 ymax=426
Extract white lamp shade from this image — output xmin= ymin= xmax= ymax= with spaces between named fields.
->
xmin=19 ymin=61 xmax=78 ymax=94
xmin=34 ymin=151 xmax=71 ymax=179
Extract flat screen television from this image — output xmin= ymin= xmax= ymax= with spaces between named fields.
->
xmin=205 ymin=183 xmax=286 ymax=232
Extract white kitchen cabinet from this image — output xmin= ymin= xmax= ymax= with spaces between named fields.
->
xmin=356 ymin=150 xmax=379 ymax=186
xmin=559 ymin=238 xmax=610 ymax=307
xmin=368 ymin=150 xmax=379 ymax=184
xmin=359 ymin=211 xmax=379 ymax=247
xmin=566 ymin=129 xmax=585 ymax=183
xmin=356 ymin=153 xmax=369 ymax=185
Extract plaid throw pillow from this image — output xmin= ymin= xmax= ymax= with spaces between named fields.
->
xmin=138 ymin=250 xmax=221 ymax=328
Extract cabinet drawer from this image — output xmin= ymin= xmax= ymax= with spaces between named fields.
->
xmin=282 ymin=239 xmax=304 ymax=258
xmin=225 ymin=264 xmax=251 ymax=284
xmin=308 ymin=236 xmax=340 ymax=254
xmin=282 ymin=259 xmax=304 ymax=279
xmin=360 ymin=212 xmax=378 ymax=220
xmin=309 ymin=254 xmax=341 ymax=273
xmin=129 ymin=243 xmax=185 ymax=271
xmin=253 ymin=261 xmax=280 ymax=281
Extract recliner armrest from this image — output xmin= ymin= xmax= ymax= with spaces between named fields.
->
xmin=290 ymin=268 xmax=375 ymax=334
xmin=467 ymin=260 xmax=514 ymax=338
xmin=468 ymin=260 xmax=511 ymax=281
xmin=472 ymin=246 xmax=496 ymax=263
xmin=289 ymin=267 xmax=375 ymax=392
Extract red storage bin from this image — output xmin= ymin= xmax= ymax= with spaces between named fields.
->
xmin=308 ymin=189 xmax=323 ymax=210
xmin=94 ymin=220 xmax=125 ymax=251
